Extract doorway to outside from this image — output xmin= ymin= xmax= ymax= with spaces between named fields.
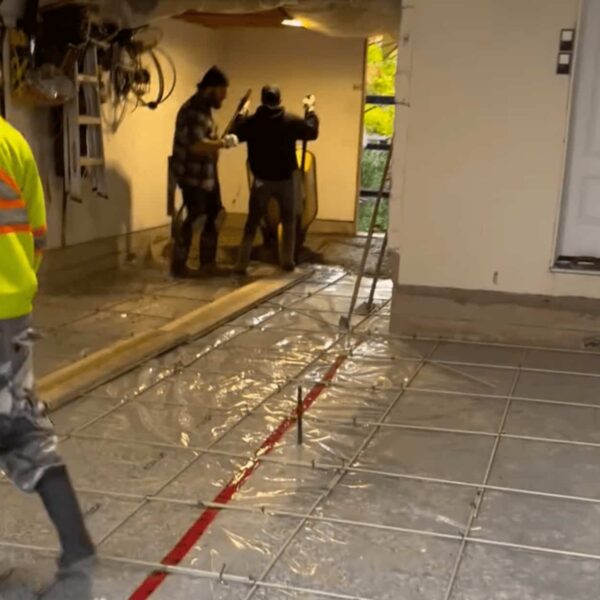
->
xmin=556 ymin=0 xmax=600 ymax=271
xmin=357 ymin=36 xmax=397 ymax=233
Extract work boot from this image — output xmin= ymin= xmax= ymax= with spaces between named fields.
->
xmin=35 ymin=467 xmax=96 ymax=600
xmin=170 ymin=261 xmax=190 ymax=278
xmin=36 ymin=556 xmax=96 ymax=600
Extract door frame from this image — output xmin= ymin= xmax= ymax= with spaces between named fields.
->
xmin=552 ymin=0 xmax=589 ymax=270
xmin=355 ymin=38 xmax=397 ymax=235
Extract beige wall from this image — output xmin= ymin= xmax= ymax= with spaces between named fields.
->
xmin=5 ymin=22 xmax=365 ymax=251
xmin=389 ymin=0 xmax=600 ymax=298
xmin=5 ymin=20 xmax=218 ymax=250
xmin=215 ymin=27 xmax=365 ymax=223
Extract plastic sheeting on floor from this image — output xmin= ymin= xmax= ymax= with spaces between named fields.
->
xmin=3 ymin=265 xmax=600 ymax=599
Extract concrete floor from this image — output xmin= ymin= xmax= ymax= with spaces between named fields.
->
xmin=34 ymin=263 xmax=278 ymax=378
xmin=2 ymin=265 xmax=600 ymax=599
xmin=31 ymin=225 xmax=387 ymax=379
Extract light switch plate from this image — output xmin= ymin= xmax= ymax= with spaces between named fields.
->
xmin=557 ymin=51 xmax=572 ymax=75
xmin=560 ymin=28 xmax=576 ymax=52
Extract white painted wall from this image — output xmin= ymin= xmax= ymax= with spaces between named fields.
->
xmin=215 ymin=27 xmax=365 ymax=223
xmin=390 ymin=0 xmax=600 ymax=298
xmin=6 ymin=19 xmax=218 ymax=249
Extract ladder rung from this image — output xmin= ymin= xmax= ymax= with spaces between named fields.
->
xmin=80 ymin=157 xmax=105 ymax=168
xmin=78 ymin=74 xmax=99 ymax=84
xmin=79 ymin=116 xmax=102 ymax=126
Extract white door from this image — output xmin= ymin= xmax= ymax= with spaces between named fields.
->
xmin=559 ymin=0 xmax=600 ymax=258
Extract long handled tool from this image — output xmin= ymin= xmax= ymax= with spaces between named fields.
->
xmin=222 ymin=88 xmax=252 ymax=136
xmin=300 ymin=104 xmax=309 ymax=172
xmin=293 ymin=102 xmax=311 ymax=262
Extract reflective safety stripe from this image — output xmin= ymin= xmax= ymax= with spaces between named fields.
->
xmin=0 ymin=167 xmax=20 ymax=190
xmin=0 ymin=199 xmax=25 ymax=209
xmin=0 ymin=224 xmax=31 ymax=235
xmin=32 ymin=226 xmax=47 ymax=253
xmin=0 ymin=207 xmax=29 ymax=226
xmin=0 ymin=180 xmax=20 ymax=201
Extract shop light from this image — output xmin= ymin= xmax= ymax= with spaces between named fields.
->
xmin=282 ymin=18 xmax=304 ymax=28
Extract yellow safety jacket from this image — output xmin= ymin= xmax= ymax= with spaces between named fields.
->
xmin=0 ymin=117 xmax=47 ymax=320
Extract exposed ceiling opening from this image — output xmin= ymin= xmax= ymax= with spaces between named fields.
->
xmin=174 ymin=8 xmax=292 ymax=29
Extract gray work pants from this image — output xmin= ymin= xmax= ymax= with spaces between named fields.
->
xmin=0 ymin=315 xmax=61 ymax=492
xmin=237 ymin=176 xmax=298 ymax=271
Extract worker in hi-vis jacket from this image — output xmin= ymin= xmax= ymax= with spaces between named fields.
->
xmin=0 ymin=116 xmax=95 ymax=599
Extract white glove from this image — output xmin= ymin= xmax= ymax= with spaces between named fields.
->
xmin=222 ymin=134 xmax=239 ymax=149
xmin=303 ymin=94 xmax=316 ymax=113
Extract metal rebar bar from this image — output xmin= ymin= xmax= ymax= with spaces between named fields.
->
xmin=297 ymin=385 xmax=303 ymax=445
xmin=30 ymin=435 xmax=600 ymax=510
xmin=442 ymin=351 xmax=526 ymax=600
xmin=84 ymin=282 xmax=360 ymax=550
xmin=47 ymin=274 xmax=600 ymax=599
xmin=242 ymin=340 xmax=439 ymax=600
xmin=90 ymin=284 xmax=387 ymax=594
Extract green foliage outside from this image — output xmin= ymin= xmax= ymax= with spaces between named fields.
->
xmin=361 ymin=149 xmax=388 ymax=191
xmin=358 ymin=198 xmax=389 ymax=233
xmin=364 ymin=41 xmax=397 ymax=138
xmin=358 ymin=39 xmax=396 ymax=233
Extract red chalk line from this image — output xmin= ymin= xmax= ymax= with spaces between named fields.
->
xmin=128 ymin=354 xmax=347 ymax=599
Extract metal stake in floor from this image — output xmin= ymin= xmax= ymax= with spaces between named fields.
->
xmin=297 ymin=385 xmax=304 ymax=445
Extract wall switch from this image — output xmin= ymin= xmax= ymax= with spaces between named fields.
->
xmin=560 ymin=28 xmax=575 ymax=52
xmin=557 ymin=52 xmax=572 ymax=75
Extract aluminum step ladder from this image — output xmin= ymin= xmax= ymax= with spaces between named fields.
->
xmin=63 ymin=43 xmax=107 ymax=202
xmin=339 ymin=140 xmax=393 ymax=331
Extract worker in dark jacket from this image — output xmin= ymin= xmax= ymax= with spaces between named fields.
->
xmin=170 ymin=66 xmax=238 ymax=277
xmin=233 ymin=85 xmax=319 ymax=273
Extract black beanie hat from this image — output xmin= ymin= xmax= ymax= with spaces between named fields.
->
xmin=261 ymin=85 xmax=282 ymax=107
xmin=198 ymin=66 xmax=229 ymax=89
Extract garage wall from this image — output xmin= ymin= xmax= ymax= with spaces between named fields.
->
xmin=388 ymin=0 xmax=600 ymax=298
xmin=215 ymin=27 xmax=365 ymax=223
xmin=4 ymin=20 xmax=365 ymax=253
xmin=5 ymin=19 xmax=218 ymax=250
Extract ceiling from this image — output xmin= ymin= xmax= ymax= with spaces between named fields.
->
xmin=44 ymin=0 xmax=402 ymax=39
xmin=174 ymin=8 xmax=291 ymax=29
xmin=0 ymin=0 xmax=401 ymax=38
